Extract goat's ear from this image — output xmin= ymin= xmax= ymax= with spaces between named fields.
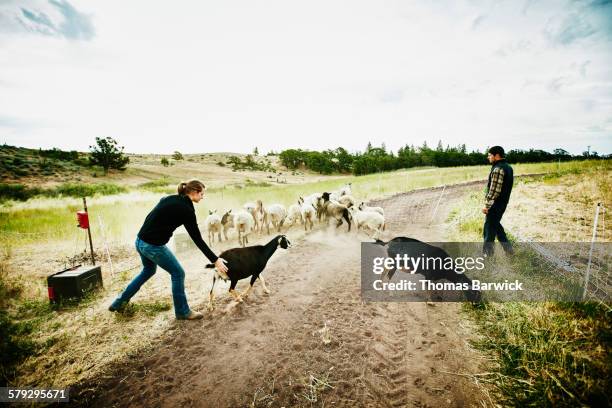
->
xmin=228 ymin=209 xmax=232 ymax=213
xmin=209 ymin=210 xmax=213 ymax=215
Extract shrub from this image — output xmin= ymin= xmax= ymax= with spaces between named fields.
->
xmin=55 ymin=183 xmax=127 ymax=197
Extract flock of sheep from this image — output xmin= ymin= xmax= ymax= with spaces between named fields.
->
xmin=204 ymin=183 xmax=387 ymax=247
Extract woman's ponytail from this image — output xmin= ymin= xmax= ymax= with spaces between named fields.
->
xmin=178 ymin=180 xmax=205 ymax=195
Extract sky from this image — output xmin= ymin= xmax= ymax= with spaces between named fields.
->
xmin=0 ymin=0 xmax=611 ymax=155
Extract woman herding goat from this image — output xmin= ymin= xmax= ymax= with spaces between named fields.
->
xmin=206 ymin=235 xmax=291 ymax=310
xmin=109 ymin=180 xmax=228 ymax=320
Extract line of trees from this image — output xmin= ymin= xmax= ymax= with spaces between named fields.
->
xmin=279 ymin=141 xmax=604 ymax=176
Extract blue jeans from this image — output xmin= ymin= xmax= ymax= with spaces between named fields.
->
xmin=111 ymin=237 xmax=191 ymax=317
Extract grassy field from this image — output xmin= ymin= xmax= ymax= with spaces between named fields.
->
xmin=447 ymin=161 xmax=611 ymax=407
xmin=0 ymin=160 xmax=599 ymax=250
xmin=0 ymin=159 xmax=609 ymax=392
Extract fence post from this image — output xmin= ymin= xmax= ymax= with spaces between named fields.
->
xmin=582 ymin=202 xmax=601 ymax=300
xmin=429 ymin=185 xmax=446 ymax=224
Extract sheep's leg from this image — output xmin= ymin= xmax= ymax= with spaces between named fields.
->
xmin=371 ymin=228 xmax=381 ymax=240
xmin=208 ymin=274 xmax=217 ymax=311
xmin=217 ymin=231 xmax=222 ymax=242
xmin=259 ymin=275 xmax=270 ymax=294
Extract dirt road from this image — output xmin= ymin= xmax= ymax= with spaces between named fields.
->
xmin=80 ymin=182 xmax=489 ymax=407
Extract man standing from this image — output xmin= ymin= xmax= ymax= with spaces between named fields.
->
xmin=482 ymin=146 xmax=514 ymax=255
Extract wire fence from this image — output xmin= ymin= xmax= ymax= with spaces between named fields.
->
xmin=517 ymin=203 xmax=610 ymax=304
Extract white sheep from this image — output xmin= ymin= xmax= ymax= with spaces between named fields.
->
xmin=339 ymin=182 xmax=352 ymax=196
xmin=285 ymin=202 xmax=303 ymax=228
xmin=233 ymin=210 xmax=255 ymax=247
xmin=243 ymin=201 xmax=259 ymax=232
xmin=299 ymin=198 xmax=317 ymax=231
xmin=337 ymin=194 xmax=355 ymax=208
xmin=266 ymin=203 xmax=288 ymax=233
xmin=302 ymin=192 xmax=322 ymax=207
xmin=205 ymin=210 xmax=222 ymax=244
xmin=329 ymin=183 xmax=352 ymax=201
xmin=349 ymin=206 xmax=385 ymax=239
xmin=358 ymin=202 xmax=385 ymax=217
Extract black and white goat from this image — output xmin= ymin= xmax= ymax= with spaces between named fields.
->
xmin=205 ymin=235 xmax=292 ymax=310
xmin=374 ymin=237 xmax=482 ymax=303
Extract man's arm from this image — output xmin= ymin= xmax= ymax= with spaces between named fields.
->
xmin=485 ymin=167 xmax=505 ymax=210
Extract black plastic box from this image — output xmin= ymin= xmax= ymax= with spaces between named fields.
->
xmin=47 ymin=264 xmax=103 ymax=303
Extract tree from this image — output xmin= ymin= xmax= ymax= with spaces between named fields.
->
xmin=279 ymin=149 xmax=306 ymax=169
xmin=253 ymin=147 xmax=259 ymax=155
xmin=89 ymin=137 xmax=129 ymax=174
xmin=161 ymin=157 xmax=169 ymax=167
xmin=172 ymin=151 xmax=184 ymax=160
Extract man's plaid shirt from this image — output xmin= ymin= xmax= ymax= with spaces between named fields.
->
xmin=485 ymin=166 xmax=505 ymax=209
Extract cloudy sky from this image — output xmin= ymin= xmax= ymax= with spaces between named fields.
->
xmin=0 ymin=0 xmax=611 ymax=155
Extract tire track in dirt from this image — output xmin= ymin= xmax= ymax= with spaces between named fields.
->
xmin=80 ymin=181 xmax=489 ymax=408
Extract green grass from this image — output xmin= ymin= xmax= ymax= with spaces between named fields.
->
xmin=1 ymin=160 xmax=608 ymax=251
xmin=0 ymin=182 xmax=127 ymax=202
xmin=0 ymin=271 xmax=60 ymax=386
xmin=137 ymin=177 xmax=180 ymax=192
xmin=465 ymin=302 xmax=611 ymax=407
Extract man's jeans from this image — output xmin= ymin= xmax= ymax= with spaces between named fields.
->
xmin=483 ymin=207 xmax=513 ymax=256
xmin=110 ymin=237 xmax=191 ymax=317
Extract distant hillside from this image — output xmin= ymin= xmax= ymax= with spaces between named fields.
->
xmin=0 ymin=145 xmax=331 ymax=189
xmin=0 ymin=145 xmax=91 ymax=184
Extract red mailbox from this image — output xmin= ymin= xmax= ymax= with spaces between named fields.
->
xmin=77 ymin=211 xmax=89 ymax=229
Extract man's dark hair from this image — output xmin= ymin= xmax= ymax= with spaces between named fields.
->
xmin=488 ymin=146 xmax=505 ymax=157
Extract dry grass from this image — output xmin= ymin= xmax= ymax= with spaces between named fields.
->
xmin=295 ymin=370 xmax=335 ymax=405
xmin=447 ymin=160 xmax=611 ymax=243
xmin=506 ymin=169 xmax=611 ymax=242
